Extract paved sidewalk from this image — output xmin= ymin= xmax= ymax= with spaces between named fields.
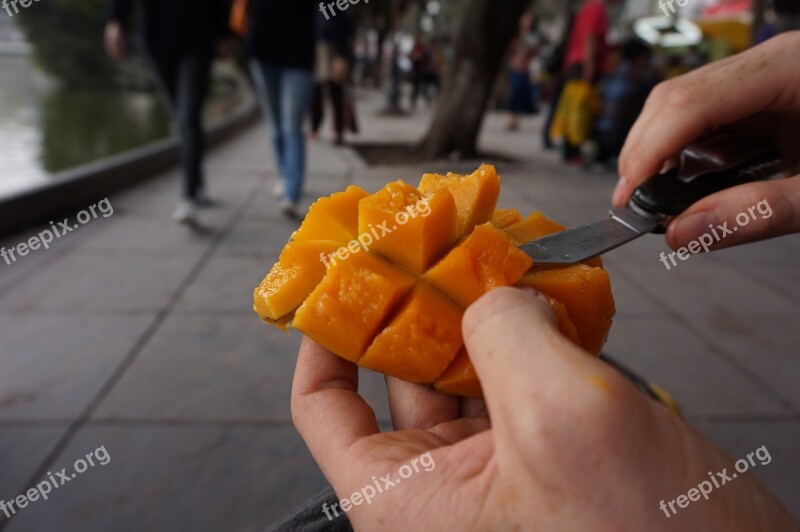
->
xmin=0 ymin=89 xmax=798 ymax=530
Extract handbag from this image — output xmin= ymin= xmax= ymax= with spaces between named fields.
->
xmin=230 ymin=0 xmax=249 ymax=37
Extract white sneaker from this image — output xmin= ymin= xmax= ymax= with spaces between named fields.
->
xmin=279 ymin=199 xmax=302 ymax=221
xmin=272 ymin=180 xmax=285 ymax=198
xmin=172 ymin=199 xmax=199 ymax=224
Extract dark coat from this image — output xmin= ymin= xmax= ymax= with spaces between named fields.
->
xmin=246 ymin=0 xmax=316 ymax=70
xmin=107 ymin=0 xmax=232 ymax=59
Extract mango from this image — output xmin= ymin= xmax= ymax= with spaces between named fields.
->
xmin=358 ymin=181 xmax=457 ymax=275
xmin=419 ymin=164 xmax=500 ymax=236
xmin=253 ymin=166 xmax=616 ymax=397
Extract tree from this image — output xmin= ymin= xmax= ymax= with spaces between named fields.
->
xmin=419 ymin=0 xmax=533 ymax=159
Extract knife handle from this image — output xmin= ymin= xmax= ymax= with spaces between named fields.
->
xmin=630 ymin=132 xmax=785 ymax=220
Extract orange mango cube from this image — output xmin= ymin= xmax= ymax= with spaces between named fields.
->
xmin=253 ymin=240 xmax=341 ymax=321
xmin=360 ymin=282 xmax=463 ymax=384
xmin=518 ymin=264 xmax=615 ymax=355
xmin=423 ymin=223 xmax=533 ymax=308
xmin=293 ymin=185 xmax=369 ymax=243
xmin=419 ymin=164 xmax=501 ymax=236
xmin=294 ymin=252 xmax=416 ymax=362
xmin=434 ymin=349 xmax=483 ymax=398
xmin=358 ymin=180 xmax=457 ymax=275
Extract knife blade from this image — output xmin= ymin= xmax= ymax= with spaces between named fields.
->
xmin=521 ymin=206 xmax=663 ymax=264
xmin=519 ymin=131 xmax=785 ymax=266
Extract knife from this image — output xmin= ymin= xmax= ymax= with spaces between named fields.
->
xmin=522 ymin=132 xmax=786 ymax=265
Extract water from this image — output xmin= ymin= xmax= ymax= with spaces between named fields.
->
xmin=0 ymin=54 xmax=171 ymax=198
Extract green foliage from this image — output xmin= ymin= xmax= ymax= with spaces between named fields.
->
xmin=15 ymin=0 xmax=148 ymax=88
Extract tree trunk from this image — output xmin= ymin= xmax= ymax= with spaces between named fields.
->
xmin=419 ymin=0 xmax=533 ymax=159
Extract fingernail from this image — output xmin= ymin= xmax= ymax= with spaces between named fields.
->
xmin=674 ymin=212 xmax=717 ymax=245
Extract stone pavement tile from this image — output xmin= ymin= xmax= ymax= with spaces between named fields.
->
xmin=206 ymin=127 xmax=275 ymax=172
xmin=218 ymin=219 xmax=296 ymax=258
xmin=108 ymin=171 xmax=185 ymax=216
xmin=175 ymin=254 xmax=276 ymax=314
xmin=0 ymin=312 xmax=154 ymax=420
xmin=242 ymin=172 xmax=351 ymax=222
xmin=0 ymin=251 xmax=197 ymax=313
xmin=0 ymin=203 xmax=123 ymax=295
xmin=0 ymin=241 xmax=72 ymax=296
xmin=0 ymin=427 xmax=68 ymax=502
xmin=4 ymin=425 xmax=329 ymax=532
xmin=307 ymin=142 xmax=365 ymax=176
xmin=93 ymin=315 xmax=296 ymax=421
xmin=600 ymin=260 xmax=665 ymax=317
xmin=699 ymin=315 xmax=800 ymax=411
xmin=706 ymin=235 xmax=800 ymax=267
xmin=726 ymin=260 xmax=800 ymax=311
xmin=689 ymin=419 xmax=800 ymax=519
xmin=604 ymin=316 xmax=791 ymax=417
xmin=610 ymin=253 xmax=797 ymax=320
xmin=75 ymin=215 xmax=218 ymax=256
xmin=93 ymin=313 xmax=391 ymax=424
xmin=111 ymin=169 xmax=260 ymax=222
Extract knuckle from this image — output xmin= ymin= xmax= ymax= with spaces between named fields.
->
xmin=663 ymin=81 xmax=698 ymax=110
xmin=648 ymin=80 xmax=674 ymax=104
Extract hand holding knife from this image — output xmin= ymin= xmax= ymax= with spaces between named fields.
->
xmin=522 ymin=132 xmax=786 ymax=265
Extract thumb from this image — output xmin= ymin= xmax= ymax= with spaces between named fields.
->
xmin=462 ymin=288 xmax=607 ymax=443
xmin=666 ymin=176 xmax=800 ymax=252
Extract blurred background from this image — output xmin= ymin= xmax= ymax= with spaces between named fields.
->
xmin=0 ymin=0 xmax=798 ymax=530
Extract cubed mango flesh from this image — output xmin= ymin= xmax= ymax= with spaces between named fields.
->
xmin=293 ymin=185 xmax=369 ymax=243
xmin=517 ymin=264 xmax=615 ymax=355
xmin=360 ymin=282 xmax=463 ymax=384
xmin=491 ymin=208 xmax=522 ymax=229
xmin=433 ymin=349 xmax=483 ymax=398
xmin=358 ymin=180 xmax=457 ymax=275
xmin=419 ymin=164 xmax=500 ymax=236
xmin=253 ymin=166 xmax=616 ymax=398
xmin=253 ymin=240 xmax=341 ymax=321
xmin=422 ymin=223 xmax=533 ymax=308
xmin=293 ymin=252 xmax=416 ymax=362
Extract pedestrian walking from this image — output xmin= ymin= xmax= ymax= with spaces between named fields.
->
xmin=246 ymin=0 xmax=316 ymax=220
xmin=104 ymin=0 xmax=233 ymax=224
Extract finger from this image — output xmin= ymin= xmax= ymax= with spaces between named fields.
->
xmin=665 ymin=175 xmax=800 ymax=250
xmin=385 ymin=376 xmax=459 ymax=431
xmin=462 ymin=288 xmax=587 ymax=439
xmin=291 ymin=337 xmax=380 ymax=471
xmin=426 ymin=416 xmax=490 ymax=444
xmin=459 ymin=397 xmax=488 ymax=419
xmin=615 ymin=33 xmax=800 ymax=206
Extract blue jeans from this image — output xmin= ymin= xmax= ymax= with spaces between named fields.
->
xmin=249 ymin=61 xmax=313 ymax=204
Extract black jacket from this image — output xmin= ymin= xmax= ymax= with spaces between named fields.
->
xmin=246 ymin=0 xmax=315 ymax=69
xmin=107 ymin=0 xmax=232 ymax=59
